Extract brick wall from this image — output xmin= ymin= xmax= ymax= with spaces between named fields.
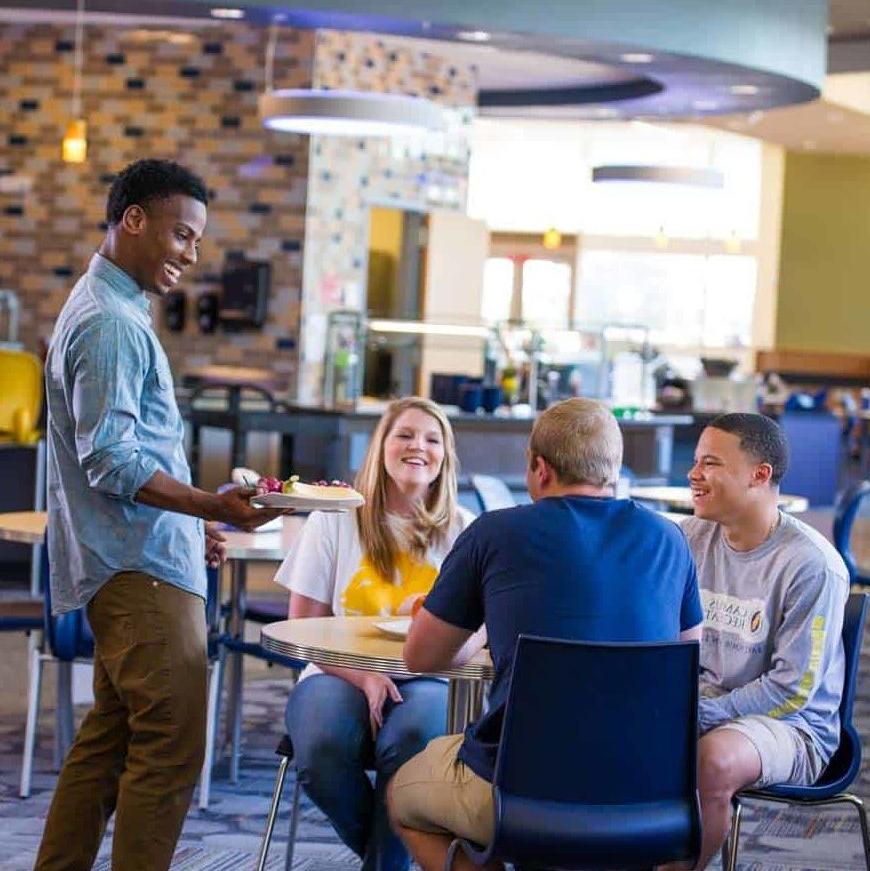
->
xmin=0 ymin=20 xmax=313 ymax=387
xmin=0 ymin=21 xmax=477 ymax=401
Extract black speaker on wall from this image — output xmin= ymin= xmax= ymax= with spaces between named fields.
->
xmin=219 ymin=259 xmax=271 ymax=330
xmin=164 ymin=290 xmax=186 ymax=332
xmin=197 ymin=292 xmax=220 ymax=334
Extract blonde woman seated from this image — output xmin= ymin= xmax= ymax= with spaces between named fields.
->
xmin=273 ymin=397 xmax=475 ymax=871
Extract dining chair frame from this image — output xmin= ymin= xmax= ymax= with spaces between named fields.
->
xmin=722 ymin=593 xmax=869 ymax=871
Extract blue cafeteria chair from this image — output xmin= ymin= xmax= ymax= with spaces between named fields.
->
xmin=833 ymin=481 xmax=870 ymax=586
xmin=722 ymin=592 xmax=870 ymax=871
xmin=445 ymin=635 xmax=701 ymax=870
xmin=470 ymin=474 xmax=515 ymax=512
xmin=19 ymin=543 xmax=94 ymax=797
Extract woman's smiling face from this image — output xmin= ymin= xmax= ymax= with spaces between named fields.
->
xmin=382 ymin=407 xmax=445 ymax=497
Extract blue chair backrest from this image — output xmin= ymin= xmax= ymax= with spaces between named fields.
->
xmin=833 ymin=482 xmax=870 ymax=584
xmin=471 ymin=474 xmax=515 ymax=512
xmin=488 ymin=636 xmax=701 ymax=868
xmin=817 ymin=593 xmax=867 ymax=787
xmin=40 ymin=540 xmax=94 ymax=661
xmin=839 ymin=594 xmax=867 ymax=727
xmin=494 ymin=635 xmax=699 ymax=805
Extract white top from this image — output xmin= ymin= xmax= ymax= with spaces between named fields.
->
xmin=274 ymin=506 xmax=476 ymax=678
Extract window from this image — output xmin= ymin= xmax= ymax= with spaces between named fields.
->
xmin=522 ymin=259 xmax=572 ymax=327
xmin=575 ymin=249 xmax=756 ymax=349
xmin=481 ymin=257 xmax=514 ymax=324
xmin=481 ymin=252 xmax=575 ymax=328
xmin=469 ymin=118 xmax=763 ymax=350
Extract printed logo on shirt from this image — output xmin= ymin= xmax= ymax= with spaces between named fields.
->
xmin=341 ymin=551 xmax=438 ymax=617
xmin=701 ymin=589 xmax=767 ymax=643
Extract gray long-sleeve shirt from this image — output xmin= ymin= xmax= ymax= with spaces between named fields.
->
xmin=683 ymin=511 xmax=848 ymax=765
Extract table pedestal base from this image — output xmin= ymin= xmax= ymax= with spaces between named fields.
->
xmin=447 ymin=678 xmax=485 ymax=734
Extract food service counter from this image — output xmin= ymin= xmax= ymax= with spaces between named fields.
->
xmin=180 ymin=398 xmax=690 ymax=487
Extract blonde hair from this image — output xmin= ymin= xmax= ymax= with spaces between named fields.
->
xmin=529 ymin=398 xmax=623 ymax=487
xmin=355 ymin=397 xmax=459 ymax=583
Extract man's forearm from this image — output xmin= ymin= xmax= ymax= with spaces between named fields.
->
xmin=135 ymin=470 xmax=218 ymax=520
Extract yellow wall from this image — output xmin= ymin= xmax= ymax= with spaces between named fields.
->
xmin=776 ymin=152 xmax=870 ymax=353
xmin=366 ymin=207 xmax=403 ymax=317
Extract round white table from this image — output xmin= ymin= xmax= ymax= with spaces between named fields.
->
xmin=629 ymin=486 xmax=809 ymax=515
xmin=262 ymin=615 xmax=494 ymax=733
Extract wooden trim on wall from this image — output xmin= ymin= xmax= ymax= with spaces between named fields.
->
xmin=756 ymin=349 xmax=870 ymax=379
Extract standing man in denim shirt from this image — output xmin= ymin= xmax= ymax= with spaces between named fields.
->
xmin=36 ymin=160 xmax=283 ymax=871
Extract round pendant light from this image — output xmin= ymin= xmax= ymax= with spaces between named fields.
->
xmin=259 ymin=89 xmax=444 ymax=137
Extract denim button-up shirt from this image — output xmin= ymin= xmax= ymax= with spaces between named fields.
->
xmin=45 ymin=253 xmax=205 ymax=614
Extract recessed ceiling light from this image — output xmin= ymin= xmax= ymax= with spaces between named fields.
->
xmin=620 ymin=52 xmax=654 ymax=63
xmin=456 ymin=30 xmax=490 ymax=42
xmin=692 ymin=99 xmax=718 ymax=111
xmin=729 ymin=84 xmax=759 ymax=96
xmin=210 ymin=7 xmax=244 ymax=19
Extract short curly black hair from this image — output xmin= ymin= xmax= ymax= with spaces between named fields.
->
xmin=707 ymin=412 xmax=789 ymax=485
xmin=105 ymin=159 xmax=208 ymax=226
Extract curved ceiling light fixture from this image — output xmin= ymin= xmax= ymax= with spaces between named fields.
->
xmin=591 ymin=165 xmax=724 ymax=188
xmin=259 ymin=21 xmax=443 ymax=138
xmin=259 ymin=89 xmax=445 ymax=137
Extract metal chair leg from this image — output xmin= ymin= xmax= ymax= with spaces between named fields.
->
xmin=256 ymin=755 xmax=291 ymax=871
xmin=211 ymin=645 xmax=226 ymax=764
xmin=229 ymin=649 xmax=243 ymax=783
xmin=198 ymin=656 xmax=223 ymax=810
xmin=285 ymin=776 xmax=301 ymax=871
xmin=841 ymin=794 xmax=870 ymax=871
xmin=724 ymin=798 xmax=743 ymax=871
xmin=19 ymin=648 xmax=44 ymax=797
xmin=54 ymin=660 xmax=74 ymax=768
xmin=444 ymin=838 xmax=461 ymax=871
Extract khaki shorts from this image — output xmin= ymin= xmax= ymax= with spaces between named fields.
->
xmin=716 ymin=715 xmax=825 ymax=788
xmin=390 ymin=734 xmax=495 ymax=846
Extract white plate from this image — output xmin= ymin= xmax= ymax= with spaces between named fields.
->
xmin=374 ymin=618 xmax=412 ymax=639
xmin=250 ymin=491 xmax=365 ymax=512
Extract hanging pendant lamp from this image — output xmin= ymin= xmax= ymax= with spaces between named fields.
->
xmin=61 ymin=0 xmax=87 ymax=163
xmin=258 ymin=23 xmax=442 ymax=138
xmin=260 ymin=88 xmax=445 ymax=137
xmin=591 ymin=165 xmax=723 ymax=188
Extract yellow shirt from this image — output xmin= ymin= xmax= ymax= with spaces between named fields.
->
xmin=274 ymin=507 xmax=476 ymax=617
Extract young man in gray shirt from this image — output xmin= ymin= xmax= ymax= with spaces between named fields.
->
xmin=664 ymin=413 xmax=849 ymax=871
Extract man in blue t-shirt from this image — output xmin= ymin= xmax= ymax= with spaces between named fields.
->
xmin=387 ymin=398 xmax=703 ymax=871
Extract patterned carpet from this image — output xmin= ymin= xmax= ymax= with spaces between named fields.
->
xmin=0 ymin=623 xmax=868 ymax=871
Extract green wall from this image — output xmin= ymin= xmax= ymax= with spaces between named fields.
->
xmin=777 ymin=152 xmax=870 ymax=354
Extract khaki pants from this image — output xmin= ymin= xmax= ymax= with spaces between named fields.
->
xmin=35 ymin=572 xmax=207 ymax=871
xmin=391 ymin=734 xmax=495 ymax=847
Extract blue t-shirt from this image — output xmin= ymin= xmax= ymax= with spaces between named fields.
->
xmin=424 ymin=496 xmax=703 ymax=782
